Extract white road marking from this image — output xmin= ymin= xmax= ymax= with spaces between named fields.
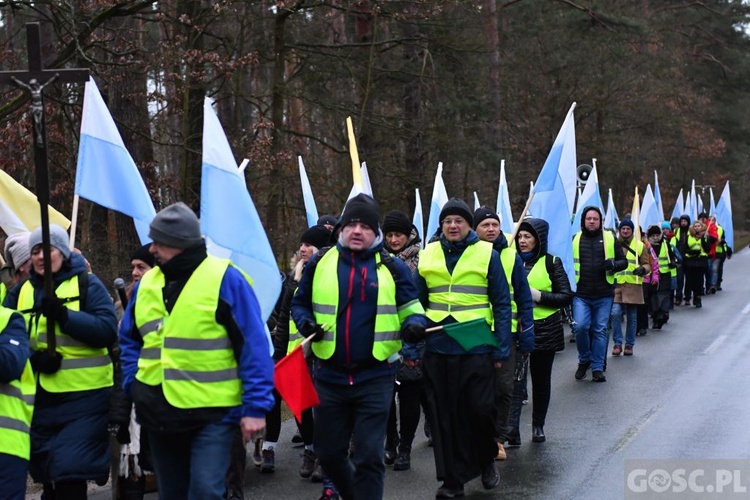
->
xmin=703 ymin=335 xmax=727 ymax=355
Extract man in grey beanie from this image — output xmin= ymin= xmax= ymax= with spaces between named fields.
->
xmin=120 ymin=201 xmax=275 ymax=499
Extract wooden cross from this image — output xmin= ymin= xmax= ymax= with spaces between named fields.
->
xmin=0 ymin=23 xmax=89 ymax=353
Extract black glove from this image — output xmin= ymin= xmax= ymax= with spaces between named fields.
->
xmin=108 ymin=390 xmax=133 ymax=444
xmin=401 ymin=323 xmax=427 ymax=344
xmin=668 ymin=262 xmax=677 ymax=269
xmin=42 ymin=295 xmax=68 ymax=325
xmin=727 ymin=247 xmax=733 ymax=259
xmin=299 ymin=321 xmax=325 ymax=342
xmin=30 ymin=350 xmax=62 ymax=374
xmin=603 ymin=259 xmax=615 ymax=272
xmin=632 ymin=266 xmax=648 ymax=277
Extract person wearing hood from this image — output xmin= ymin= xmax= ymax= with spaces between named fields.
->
xmin=415 ymin=198 xmax=512 ymax=497
xmin=610 ymin=219 xmax=651 ymax=357
xmin=291 ymin=194 xmax=426 ymax=500
xmin=507 ymin=218 xmax=572 ymax=443
xmin=571 ymin=207 xmax=627 ymax=382
xmin=3 ymin=225 xmax=118 ymax=499
xmin=473 ymin=206 xmax=534 ymax=454
xmin=647 ymin=225 xmax=676 ymax=329
xmin=674 ymin=214 xmax=691 ymax=305
xmin=381 ymin=210 xmax=425 ymax=472
xmin=119 ymin=203 xmax=274 ymax=500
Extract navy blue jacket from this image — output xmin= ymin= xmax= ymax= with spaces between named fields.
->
xmin=492 ymin=232 xmax=535 ymax=353
xmin=0 ymin=311 xmax=29 ymax=383
xmin=291 ymin=236 xmax=426 ymax=386
xmin=119 ymin=263 xmax=275 ymax=424
xmin=416 ymin=231 xmax=512 ymax=362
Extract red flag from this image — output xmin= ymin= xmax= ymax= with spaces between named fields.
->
xmin=274 ymin=345 xmax=319 ymax=421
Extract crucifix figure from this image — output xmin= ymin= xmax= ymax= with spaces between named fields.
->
xmin=0 ymin=22 xmax=89 ymax=354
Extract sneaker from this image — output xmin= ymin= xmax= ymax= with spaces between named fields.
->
xmin=592 ymin=370 xmax=607 ymax=382
xmin=260 ymin=447 xmax=275 ymax=473
xmin=384 ymin=447 xmax=396 ymax=466
xmin=311 ymin=459 xmax=325 ymax=483
xmin=623 ymin=346 xmax=633 ymax=356
xmin=318 ymin=487 xmax=340 ymax=500
xmin=612 ymin=345 xmax=622 ymax=356
xmin=481 ymin=461 xmax=500 ymax=490
xmin=299 ymin=449 xmax=316 ymax=478
xmin=252 ymin=439 xmax=262 ymax=467
xmin=575 ymin=362 xmax=590 ymax=380
xmin=435 ymin=483 xmax=464 ymax=498
xmin=495 ymin=442 xmax=507 ymax=461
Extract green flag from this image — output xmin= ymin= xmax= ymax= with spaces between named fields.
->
xmin=442 ymin=319 xmax=498 ymax=352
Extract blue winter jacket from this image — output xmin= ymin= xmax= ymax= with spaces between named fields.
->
xmin=290 ymin=236 xmax=427 ymax=386
xmin=119 ymin=265 xmax=275 ymax=422
xmin=493 ymin=232 xmax=535 ymax=353
xmin=0 ymin=311 xmax=29 ymax=383
xmin=416 ymin=231 xmax=512 ymax=362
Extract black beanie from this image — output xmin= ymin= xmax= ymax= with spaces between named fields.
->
xmin=340 ymin=194 xmax=380 ymax=232
xmin=472 ymin=206 xmax=500 ymax=229
xmin=382 ymin=211 xmax=413 ymax=236
xmin=619 ymin=219 xmax=635 ymax=231
xmin=439 ymin=198 xmax=473 ymax=227
xmin=317 ymin=214 xmax=338 ymax=227
xmin=647 ymin=225 xmax=661 ymax=237
xmin=300 ymin=225 xmax=331 ymax=250
xmin=131 ymin=244 xmax=156 ymax=268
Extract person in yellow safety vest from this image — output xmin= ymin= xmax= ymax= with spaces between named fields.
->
xmin=647 ymin=225 xmax=677 ymax=329
xmin=572 ymin=207 xmax=628 ymax=383
xmin=508 ymin=218 xmax=573 ymax=446
xmin=3 ymin=224 xmax=118 ymax=499
xmin=290 ymin=194 xmax=426 ymax=500
xmin=714 ymin=218 xmax=732 ymax=291
xmin=610 ymin=219 xmax=651 ymax=357
xmin=119 ymin=202 xmax=274 ymax=500
xmin=682 ymin=220 xmax=711 ymax=308
xmin=472 ymin=206 xmax=534 ymax=456
xmin=0 ymin=305 xmax=34 ymax=500
xmin=0 ymin=232 xmax=32 ymax=305
xmin=673 ymin=214 xmax=692 ymax=305
xmin=414 ymin=198 xmax=512 ymax=498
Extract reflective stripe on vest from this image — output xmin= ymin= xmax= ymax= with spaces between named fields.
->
xmin=134 ymin=256 xmax=242 ymax=409
xmin=498 ymin=248 xmax=518 ymax=332
xmin=418 ymin=240 xmax=493 ymax=324
xmin=526 ymin=258 xmax=559 ymax=321
xmin=310 ymin=249 xmax=420 ymax=361
xmin=0 ymin=308 xmax=35 ymax=460
xmin=616 ymin=239 xmax=643 ymax=285
xmin=17 ymin=277 xmax=112 ymax=393
xmin=572 ymin=231 xmax=615 ymax=285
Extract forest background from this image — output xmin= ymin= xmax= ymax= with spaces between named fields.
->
xmin=0 ymin=0 xmax=748 ymax=284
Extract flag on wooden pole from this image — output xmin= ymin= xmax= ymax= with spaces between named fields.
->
xmin=715 ymin=182 xmax=733 ymax=250
xmin=274 ymin=345 xmax=319 ymax=421
xmin=439 ymin=319 xmax=498 ymax=352
xmin=671 ymin=188 xmax=684 ymax=220
xmin=496 ymin=160 xmax=515 ymax=235
xmin=346 ymin=117 xmax=364 ymax=190
xmin=0 ymin=169 xmax=70 ymax=235
xmin=604 ymin=188 xmax=618 ymax=230
xmin=426 ymin=163 xmax=449 ymax=241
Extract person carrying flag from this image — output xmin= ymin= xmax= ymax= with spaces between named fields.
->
xmin=291 ymin=194 xmax=426 ymax=500
xmin=415 ymin=198 xmax=512 ymax=498
xmin=119 ymin=202 xmax=274 ymax=500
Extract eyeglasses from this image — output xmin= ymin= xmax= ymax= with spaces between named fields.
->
xmin=442 ymin=218 xmax=466 ymax=226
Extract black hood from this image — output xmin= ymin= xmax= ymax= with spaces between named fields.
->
xmin=517 ymin=218 xmax=548 ymax=261
xmin=580 ymin=206 xmax=604 ymax=230
xmin=679 ymin=214 xmax=691 ymax=226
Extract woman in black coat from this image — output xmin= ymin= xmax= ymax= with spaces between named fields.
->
xmin=508 ymin=218 xmax=572 ymax=443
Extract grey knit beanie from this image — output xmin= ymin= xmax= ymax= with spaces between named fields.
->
xmin=4 ymin=232 xmax=31 ymax=269
xmin=148 ymin=202 xmax=203 ymax=249
xmin=28 ymin=225 xmax=71 ymax=259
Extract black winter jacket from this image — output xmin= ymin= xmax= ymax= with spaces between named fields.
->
xmin=573 ymin=207 xmax=628 ymax=298
xmin=517 ymin=219 xmax=573 ymax=352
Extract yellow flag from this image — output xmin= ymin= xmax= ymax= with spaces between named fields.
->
xmin=346 ymin=117 xmax=364 ymax=189
xmin=631 ymin=186 xmax=641 ymax=244
xmin=0 ymin=169 xmax=71 ymax=235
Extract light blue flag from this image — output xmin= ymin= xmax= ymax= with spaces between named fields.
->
xmin=604 ymin=188 xmax=619 ymax=230
xmin=640 ymin=185 xmax=661 ymax=231
xmin=709 ymin=188 xmax=716 ymax=216
xmin=698 ymin=194 xmax=704 ymax=216
xmin=413 ymin=188 xmax=424 ymax=249
xmin=689 ymin=180 xmax=698 ymax=220
xmin=75 ymin=78 xmax=156 ymax=243
xmin=361 ymin=163 xmax=374 ymax=197
xmin=671 ymin=188 xmax=684 ymax=220
xmin=298 ymin=157 xmax=319 ymax=228
xmin=571 ymin=164 xmax=604 ymax=232
xmin=426 ymin=163 xmax=449 ymax=242
xmin=715 ymin=182 xmax=733 ymax=250
xmin=496 ymin=160 xmax=515 ymax=235
xmin=201 ymin=97 xmax=281 ymax=325
xmin=529 ymin=103 xmax=577 ymax=289
xmin=653 ymin=171 xmax=665 ymax=221
xmin=473 ymin=192 xmax=481 ymax=211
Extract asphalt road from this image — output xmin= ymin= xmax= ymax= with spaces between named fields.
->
xmin=56 ymin=249 xmax=750 ymax=500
